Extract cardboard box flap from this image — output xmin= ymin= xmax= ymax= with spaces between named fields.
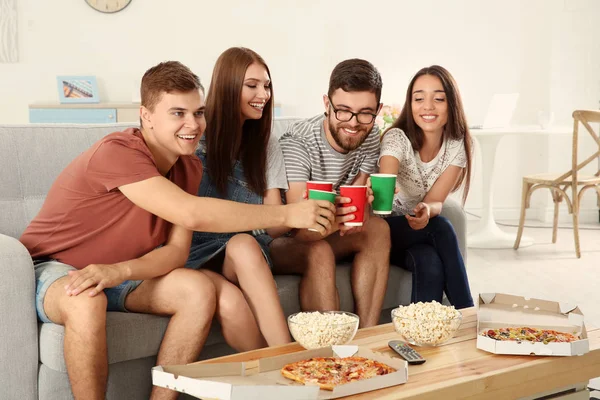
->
xmin=477 ymin=293 xmax=584 ymax=332
xmin=559 ymin=302 xmax=577 ymax=314
xmin=569 ymin=311 xmax=584 ymax=326
xmin=152 ymin=366 xmax=237 ymax=399
xmin=332 ymin=345 xmax=359 ymax=358
xmin=230 ymin=384 xmax=320 ymax=399
xmin=479 ymin=293 xmax=563 ymax=313
xmin=159 ymin=361 xmax=245 ymax=378
xmin=479 ymin=293 xmax=497 ymax=304
xmin=153 ymin=365 xmax=320 ymax=399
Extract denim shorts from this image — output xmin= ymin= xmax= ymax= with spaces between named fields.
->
xmin=186 ymin=232 xmax=274 ymax=270
xmin=34 ymin=260 xmax=143 ymax=323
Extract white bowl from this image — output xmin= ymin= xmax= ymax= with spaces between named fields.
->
xmin=391 ymin=307 xmax=462 ymax=346
xmin=288 ymin=311 xmax=359 ymax=350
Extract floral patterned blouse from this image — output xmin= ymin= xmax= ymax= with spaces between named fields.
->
xmin=379 ymin=128 xmax=466 ymax=216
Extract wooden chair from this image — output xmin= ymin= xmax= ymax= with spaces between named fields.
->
xmin=514 ymin=110 xmax=600 ymax=258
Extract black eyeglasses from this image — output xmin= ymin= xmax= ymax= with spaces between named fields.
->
xmin=327 ymin=96 xmax=377 ymax=124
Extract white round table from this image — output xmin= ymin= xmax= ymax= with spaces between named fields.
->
xmin=467 ymin=126 xmax=571 ymax=249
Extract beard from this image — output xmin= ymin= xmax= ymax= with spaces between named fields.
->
xmin=327 ymin=113 xmax=371 ymax=152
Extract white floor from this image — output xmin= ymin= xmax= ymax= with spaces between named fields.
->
xmin=466 ymin=218 xmax=600 ymax=327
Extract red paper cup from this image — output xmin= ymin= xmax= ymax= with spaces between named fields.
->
xmin=306 ymin=181 xmax=333 ymax=192
xmin=339 ymin=185 xmax=367 ymax=226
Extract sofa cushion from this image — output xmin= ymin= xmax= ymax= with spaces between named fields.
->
xmin=39 ymin=312 xmax=169 ymax=372
xmin=0 ymin=124 xmax=135 ymax=239
xmin=38 ymin=356 xmax=157 ymax=400
xmin=39 ymin=264 xmax=411 ymax=372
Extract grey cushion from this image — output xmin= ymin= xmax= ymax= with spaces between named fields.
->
xmin=0 ymin=124 xmax=135 ymax=238
xmin=39 ymin=312 xmax=235 ymax=372
xmin=39 ymin=356 xmax=157 ymax=400
xmin=0 ymin=235 xmax=38 ymax=400
xmin=39 ymin=313 xmax=168 ymax=372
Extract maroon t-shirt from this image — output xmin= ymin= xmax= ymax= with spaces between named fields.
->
xmin=20 ymin=128 xmax=202 ymax=269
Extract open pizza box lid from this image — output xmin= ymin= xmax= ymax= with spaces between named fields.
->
xmin=476 ymin=292 xmax=589 ymax=356
xmin=152 ymin=345 xmax=408 ymax=399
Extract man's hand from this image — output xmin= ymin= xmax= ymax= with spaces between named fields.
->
xmin=338 ymin=180 xmax=374 ymax=236
xmin=406 ymin=202 xmax=431 ymax=230
xmin=338 ymin=196 xmax=362 ymax=236
xmin=64 ymin=264 xmax=127 ymax=297
xmin=336 ymin=196 xmax=358 ymax=236
xmin=284 ymin=199 xmax=336 ymax=236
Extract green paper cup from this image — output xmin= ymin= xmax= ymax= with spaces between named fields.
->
xmin=371 ymin=173 xmax=396 ymax=215
xmin=308 ymin=189 xmax=337 ymax=232
xmin=308 ymin=189 xmax=337 ymax=203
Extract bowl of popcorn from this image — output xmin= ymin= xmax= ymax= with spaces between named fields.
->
xmin=288 ymin=311 xmax=360 ymax=350
xmin=391 ymin=301 xmax=462 ymax=346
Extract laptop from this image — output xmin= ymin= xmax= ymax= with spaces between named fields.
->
xmin=469 ymin=93 xmax=519 ymax=129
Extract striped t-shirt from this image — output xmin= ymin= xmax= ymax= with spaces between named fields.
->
xmin=279 ymin=114 xmax=380 ymax=191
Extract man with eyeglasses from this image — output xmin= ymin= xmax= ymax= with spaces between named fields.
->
xmin=270 ymin=59 xmax=391 ymax=328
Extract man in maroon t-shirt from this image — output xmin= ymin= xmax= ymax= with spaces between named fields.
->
xmin=20 ymin=62 xmax=336 ymax=400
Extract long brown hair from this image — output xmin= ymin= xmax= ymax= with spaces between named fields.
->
xmin=388 ymin=65 xmax=472 ymax=204
xmin=204 ymin=47 xmax=273 ymax=195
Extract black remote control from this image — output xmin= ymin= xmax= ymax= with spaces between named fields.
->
xmin=388 ymin=340 xmax=426 ymax=365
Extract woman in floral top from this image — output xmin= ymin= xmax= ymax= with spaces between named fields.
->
xmin=379 ymin=65 xmax=473 ymax=308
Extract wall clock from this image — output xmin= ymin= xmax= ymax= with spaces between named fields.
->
xmin=85 ymin=0 xmax=132 ymax=13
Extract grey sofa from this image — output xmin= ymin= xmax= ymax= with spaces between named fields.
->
xmin=0 ymin=120 xmax=466 ymax=400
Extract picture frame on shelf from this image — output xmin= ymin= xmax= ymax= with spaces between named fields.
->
xmin=56 ymin=75 xmax=100 ymax=104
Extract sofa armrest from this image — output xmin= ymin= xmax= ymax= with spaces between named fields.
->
xmin=440 ymin=197 xmax=467 ymax=262
xmin=0 ymin=234 xmax=38 ymax=400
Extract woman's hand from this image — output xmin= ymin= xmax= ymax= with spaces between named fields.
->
xmin=406 ymin=202 xmax=430 ymax=230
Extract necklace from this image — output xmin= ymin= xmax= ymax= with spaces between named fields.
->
xmin=417 ymin=141 xmax=447 ymax=191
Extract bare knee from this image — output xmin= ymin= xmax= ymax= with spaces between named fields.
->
xmin=225 ymin=234 xmax=267 ymax=273
xmin=217 ymin=283 xmax=250 ymax=322
xmin=226 ymin=234 xmax=260 ymax=255
xmin=304 ymin=240 xmax=335 ymax=279
xmin=306 ymin=240 xmax=335 ymax=260
xmin=166 ymin=269 xmax=217 ymax=317
xmin=61 ymin=291 xmax=107 ymax=330
xmin=363 ymin=217 xmax=391 ymax=249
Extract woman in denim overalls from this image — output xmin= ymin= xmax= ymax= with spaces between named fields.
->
xmin=186 ymin=48 xmax=292 ymax=350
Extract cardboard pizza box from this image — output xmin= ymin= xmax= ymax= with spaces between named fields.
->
xmin=152 ymin=345 xmax=408 ymax=399
xmin=476 ymin=293 xmax=589 ymax=356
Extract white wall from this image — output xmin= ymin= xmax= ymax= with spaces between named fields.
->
xmin=1 ymin=0 xmax=599 ymax=222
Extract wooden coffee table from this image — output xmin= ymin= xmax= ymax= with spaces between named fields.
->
xmin=203 ymin=307 xmax=600 ymax=399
